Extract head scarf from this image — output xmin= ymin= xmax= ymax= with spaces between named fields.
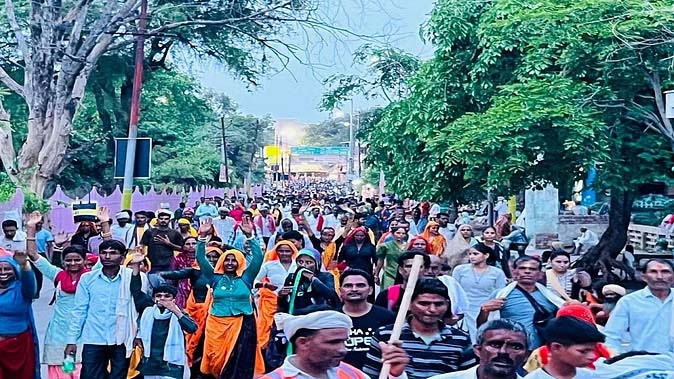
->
xmin=557 ymin=304 xmax=596 ymax=325
xmin=85 ymin=253 xmax=98 ymax=266
xmin=0 ymin=254 xmax=41 ymax=379
xmin=183 ymin=207 xmax=195 ymax=215
xmin=0 ymin=247 xmax=11 ymax=258
xmin=274 ymin=310 xmax=352 ymax=340
xmin=421 ymin=221 xmax=447 ymax=256
xmin=178 ymin=218 xmax=191 ymax=225
xmin=214 ymin=248 xmax=246 ymax=277
xmin=124 ymin=253 xmax=152 ymax=272
xmin=534 ymin=308 xmax=611 ymax=369
xmin=296 ymin=248 xmax=322 ymax=271
xmin=193 ymin=245 xmax=224 ymax=270
xmin=265 ymin=241 xmax=299 ymax=262
xmin=407 ymin=235 xmax=432 ymax=254
xmin=343 ymin=226 xmax=368 ymax=246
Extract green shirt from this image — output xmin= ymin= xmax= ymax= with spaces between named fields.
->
xmin=196 ymin=238 xmax=263 ymax=317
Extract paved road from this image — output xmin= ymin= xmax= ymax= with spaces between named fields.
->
xmin=33 ymin=279 xmax=55 ymax=378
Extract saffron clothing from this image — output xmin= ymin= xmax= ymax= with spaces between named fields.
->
xmin=196 ymin=238 xmax=264 ymax=378
xmin=421 ymin=222 xmax=447 ymax=257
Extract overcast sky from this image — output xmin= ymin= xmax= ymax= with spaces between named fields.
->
xmin=194 ymin=0 xmax=436 ymax=124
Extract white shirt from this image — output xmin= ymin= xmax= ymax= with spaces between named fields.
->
xmin=494 ymin=201 xmax=509 ymax=218
xmin=604 ymin=288 xmax=674 ymax=354
xmin=405 ymin=217 xmax=419 ymax=236
xmin=255 ymin=216 xmax=276 ymax=238
xmin=254 ymin=260 xmax=297 ymax=291
xmin=578 ymin=230 xmax=599 ymax=246
xmin=524 ymin=368 xmax=592 ymax=379
xmin=278 ymin=355 xmax=407 ymax=379
xmin=111 ymin=223 xmax=133 ymax=243
xmin=430 ymin=365 xmax=522 ymax=379
xmin=0 ymin=230 xmax=27 ymax=252
xmin=213 ymin=216 xmax=236 ymax=242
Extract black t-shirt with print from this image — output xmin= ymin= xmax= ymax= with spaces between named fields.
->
xmin=341 ymin=305 xmax=396 ymax=369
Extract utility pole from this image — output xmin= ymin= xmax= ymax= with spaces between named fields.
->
xmin=347 ymin=98 xmax=355 ymax=179
xmin=121 ymin=0 xmax=148 ymax=209
xmin=220 ymin=117 xmax=229 ymax=183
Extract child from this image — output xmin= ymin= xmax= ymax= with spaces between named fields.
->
xmin=131 ymin=260 xmax=197 ymax=379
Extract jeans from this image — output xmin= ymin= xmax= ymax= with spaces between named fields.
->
xmin=81 ymin=344 xmax=130 ymax=379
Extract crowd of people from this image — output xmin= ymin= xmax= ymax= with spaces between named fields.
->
xmin=0 ymin=181 xmax=673 ymax=379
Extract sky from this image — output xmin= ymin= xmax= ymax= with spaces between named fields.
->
xmin=195 ymin=0 xmax=437 ymax=125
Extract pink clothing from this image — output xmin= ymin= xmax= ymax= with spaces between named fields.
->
xmin=48 ymin=364 xmax=81 ymax=379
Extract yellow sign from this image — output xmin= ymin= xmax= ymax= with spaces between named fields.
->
xmin=263 ymin=145 xmax=281 ymax=165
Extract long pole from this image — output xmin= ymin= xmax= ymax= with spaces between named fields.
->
xmin=121 ymin=0 xmax=148 ymax=209
xmin=348 ymin=98 xmax=355 ymax=178
xmin=220 ymin=117 xmax=229 ymax=183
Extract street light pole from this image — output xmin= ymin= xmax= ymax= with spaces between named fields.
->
xmin=220 ymin=116 xmax=229 ymax=183
xmin=348 ymin=98 xmax=355 ymax=178
xmin=121 ymin=0 xmax=148 ymax=209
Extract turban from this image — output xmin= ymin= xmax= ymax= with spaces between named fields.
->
xmin=178 ymin=218 xmax=191 ymax=225
xmin=274 ymin=311 xmax=352 ymax=340
xmin=602 ymin=284 xmax=626 ymax=297
xmin=115 ymin=211 xmax=130 ymax=220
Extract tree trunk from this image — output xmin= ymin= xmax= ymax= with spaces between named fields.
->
xmin=575 ymin=188 xmax=636 ymax=281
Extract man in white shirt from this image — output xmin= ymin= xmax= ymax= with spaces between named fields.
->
xmin=1 ymin=218 xmax=27 ymax=252
xmin=437 ymin=212 xmax=456 ymax=243
xmin=213 ymin=207 xmax=236 ymax=243
xmin=111 ymin=211 xmax=133 ymax=243
xmin=261 ymin=309 xmax=409 ymax=379
xmin=430 ymin=319 xmax=528 ymax=379
xmin=494 ymin=197 xmax=509 ymax=219
xmin=573 ymin=227 xmax=599 ymax=255
xmin=604 ymin=259 xmax=674 ymax=354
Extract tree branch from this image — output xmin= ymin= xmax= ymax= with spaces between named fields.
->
xmin=5 ymin=0 xmax=29 ymax=62
xmin=146 ymin=1 xmax=293 ymax=37
xmin=0 ymin=99 xmax=19 ymax=180
xmin=648 ymin=70 xmax=674 ymax=143
xmin=0 ymin=65 xmax=24 ymax=98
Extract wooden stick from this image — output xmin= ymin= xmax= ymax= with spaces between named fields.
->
xmin=378 ymin=254 xmax=425 ymax=379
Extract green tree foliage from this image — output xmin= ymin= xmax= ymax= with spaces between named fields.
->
xmin=302 ymin=117 xmax=351 ymax=147
xmin=360 ymin=0 xmax=674 ymax=273
xmin=43 ymin=69 xmax=270 ymax=198
xmin=320 ymin=44 xmax=420 ymax=110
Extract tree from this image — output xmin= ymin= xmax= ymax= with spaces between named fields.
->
xmin=0 ymin=0 xmax=347 ymax=196
xmin=302 ymin=117 xmax=351 ymax=147
xmin=361 ymin=0 xmax=674 ymax=277
xmin=320 ymin=43 xmax=420 ymax=110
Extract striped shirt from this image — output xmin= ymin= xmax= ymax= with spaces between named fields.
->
xmin=363 ymin=322 xmax=475 ymax=379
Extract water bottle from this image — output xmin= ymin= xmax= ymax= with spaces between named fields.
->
xmin=62 ymin=354 xmax=75 ymax=374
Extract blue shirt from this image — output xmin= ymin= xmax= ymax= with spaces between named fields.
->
xmin=604 ymin=287 xmax=674 ymax=354
xmin=66 ymin=269 xmax=122 ymax=345
xmin=490 ymin=288 xmax=557 ymax=349
xmin=195 ymin=204 xmax=218 ymax=218
xmin=35 ymin=229 xmax=54 ymax=254
xmin=0 ymin=266 xmax=36 ymax=335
